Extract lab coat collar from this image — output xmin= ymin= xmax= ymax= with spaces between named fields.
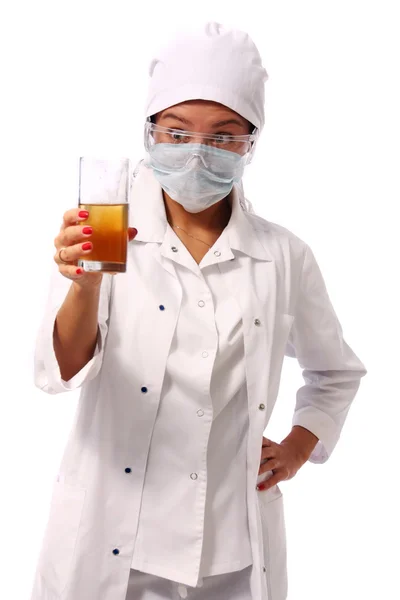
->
xmin=129 ymin=160 xmax=169 ymax=243
xmin=129 ymin=161 xmax=272 ymax=261
xmin=225 ymin=186 xmax=272 ymax=261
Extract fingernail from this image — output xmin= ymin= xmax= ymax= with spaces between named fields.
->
xmin=79 ymin=210 xmax=89 ymax=218
xmin=82 ymin=242 xmax=92 ymax=251
xmin=132 ymin=228 xmax=138 ymax=236
xmin=76 ymin=268 xmax=83 ymax=275
xmin=257 ymin=484 xmax=265 ymax=491
xmin=82 ymin=226 xmax=93 ymax=235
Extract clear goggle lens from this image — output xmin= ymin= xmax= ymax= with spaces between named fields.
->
xmin=144 ymin=121 xmax=257 ymax=162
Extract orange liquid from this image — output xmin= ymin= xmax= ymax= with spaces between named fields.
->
xmin=79 ymin=203 xmax=128 ymax=266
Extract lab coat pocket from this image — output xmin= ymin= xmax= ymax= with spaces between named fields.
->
xmin=258 ymin=486 xmax=288 ymax=600
xmin=38 ymin=480 xmax=86 ymax=596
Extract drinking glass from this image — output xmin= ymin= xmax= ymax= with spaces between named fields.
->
xmin=78 ymin=157 xmax=130 ymax=273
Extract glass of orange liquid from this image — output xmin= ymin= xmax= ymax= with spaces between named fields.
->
xmin=78 ymin=157 xmax=130 ymax=273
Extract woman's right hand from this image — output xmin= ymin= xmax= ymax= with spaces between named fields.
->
xmin=54 ymin=209 xmax=137 ymax=288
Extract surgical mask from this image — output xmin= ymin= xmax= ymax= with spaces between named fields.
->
xmin=145 ymin=142 xmax=248 ymax=213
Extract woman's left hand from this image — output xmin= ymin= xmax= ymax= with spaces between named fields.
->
xmin=257 ymin=431 xmax=316 ymax=492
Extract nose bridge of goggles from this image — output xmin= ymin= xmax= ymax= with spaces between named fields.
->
xmin=184 ymin=150 xmax=209 ymax=169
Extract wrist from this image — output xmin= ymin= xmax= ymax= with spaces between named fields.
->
xmin=281 ymin=426 xmax=319 ymax=463
xmin=72 ymin=277 xmax=103 ymax=295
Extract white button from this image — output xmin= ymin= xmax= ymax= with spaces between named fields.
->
xmin=214 ymin=251 xmax=221 ymax=257
xmin=190 ymin=473 xmax=198 ymax=480
xmin=171 ymin=246 xmax=178 ymax=253
xmin=254 ymin=318 xmax=261 ymax=326
xmin=197 ymin=409 xmax=204 ymax=417
xmin=198 ymin=300 xmax=205 ymax=307
xmin=202 ymin=351 xmax=209 ymax=358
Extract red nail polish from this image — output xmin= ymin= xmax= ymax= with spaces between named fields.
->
xmin=79 ymin=210 xmax=89 ymax=218
xmin=132 ymin=228 xmax=138 ymax=236
xmin=257 ymin=484 xmax=265 ymax=491
xmin=82 ymin=242 xmax=92 ymax=251
xmin=82 ymin=226 xmax=93 ymax=234
xmin=76 ymin=268 xmax=83 ymax=275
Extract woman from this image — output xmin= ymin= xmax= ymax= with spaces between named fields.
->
xmin=30 ymin=22 xmax=367 ymax=600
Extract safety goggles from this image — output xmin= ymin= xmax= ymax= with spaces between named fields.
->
xmin=144 ymin=121 xmax=258 ymax=159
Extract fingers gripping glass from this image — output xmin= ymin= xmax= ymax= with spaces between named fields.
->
xmin=144 ymin=122 xmax=258 ymax=161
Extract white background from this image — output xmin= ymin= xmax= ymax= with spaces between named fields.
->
xmin=1 ymin=1 xmax=399 ymax=598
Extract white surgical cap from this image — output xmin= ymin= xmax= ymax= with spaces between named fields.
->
xmin=144 ymin=22 xmax=268 ymax=131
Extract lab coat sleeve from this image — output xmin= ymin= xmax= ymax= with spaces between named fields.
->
xmin=286 ymin=244 xmax=367 ymax=463
xmin=34 ymin=262 xmax=112 ymax=395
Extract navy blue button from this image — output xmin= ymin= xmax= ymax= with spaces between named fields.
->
xmin=159 ymin=305 xmax=165 ymax=311
xmin=112 ymin=548 xmax=120 ymax=555
xmin=125 ymin=468 xmax=131 ymax=473
xmin=141 ymin=386 xmax=148 ymax=393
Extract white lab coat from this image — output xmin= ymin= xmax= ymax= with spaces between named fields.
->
xmin=30 ymin=164 xmax=367 ymax=600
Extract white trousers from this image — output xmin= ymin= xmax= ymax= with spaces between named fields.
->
xmin=125 ymin=565 xmax=253 ymax=600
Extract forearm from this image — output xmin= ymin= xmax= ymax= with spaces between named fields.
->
xmin=281 ymin=425 xmax=319 ymax=462
xmin=53 ymin=281 xmax=101 ymax=381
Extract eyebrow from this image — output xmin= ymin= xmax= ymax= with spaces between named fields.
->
xmin=159 ymin=113 xmax=193 ymax=126
xmin=159 ymin=113 xmax=246 ymax=129
xmin=211 ymin=119 xmax=246 ymax=128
